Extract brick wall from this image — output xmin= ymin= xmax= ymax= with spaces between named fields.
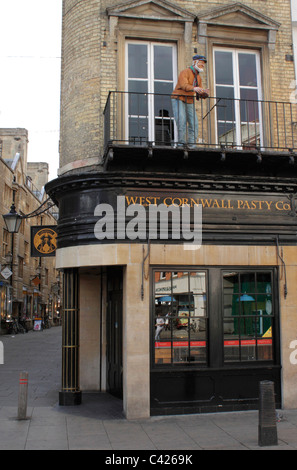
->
xmin=59 ymin=0 xmax=295 ymax=174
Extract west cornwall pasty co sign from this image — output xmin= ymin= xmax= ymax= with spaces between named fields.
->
xmin=124 ymin=194 xmax=293 ymax=213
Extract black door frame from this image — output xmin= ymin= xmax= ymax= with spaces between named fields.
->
xmin=106 ymin=267 xmax=123 ymax=399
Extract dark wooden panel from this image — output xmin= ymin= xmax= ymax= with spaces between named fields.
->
xmin=150 ymin=367 xmax=281 ymax=415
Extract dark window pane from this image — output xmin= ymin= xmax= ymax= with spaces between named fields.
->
xmin=224 ymin=316 xmax=241 ymax=362
xmin=215 ymin=50 xmax=234 ymax=85
xmin=223 ymin=270 xmax=274 ymax=364
xmin=240 ymin=340 xmax=256 ymax=361
xmin=223 ymin=272 xmax=239 ymax=289
xmin=224 ymin=294 xmax=240 ymax=317
xmin=154 ymin=343 xmax=171 ymax=364
xmin=128 ymin=81 xmax=148 ymax=116
xmin=154 ymin=45 xmax=173 ymax=81
xmin=238 ymin=53 xmax=257 ymax=87
xmin=216 ymin=86 xmax=235 ymax=121
xmin=240 ymin=88 xmax=259 ymax=123
xmin=218 ymin=122 xmax=237 ymax=146
xmin=190 ymin=339 xmax=207 ymax=363
xmin=128 ymin=44 xmax=147 ymax=79
xmin=256 ymin=272 xmax=272 ymax=294
xmin=155 ymin=118 xmax=174 ymax=145
xmin=173 ymin=344 xmax=189 ymax=364
xmin=129 ymin=117 xmax=148 ymax=145
xmin=154 ymin=270 xmax=207 ymax=365
xmin=240 ymin=272 xmax=255 ymax=293
xmin=154 ymin=81 xmax=173 ymax=118
xmin=258 ymin=320 xmax=273 ymax=360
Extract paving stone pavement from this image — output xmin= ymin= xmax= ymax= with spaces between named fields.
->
xmin=0 ymin=326 xmax=297 ymax=452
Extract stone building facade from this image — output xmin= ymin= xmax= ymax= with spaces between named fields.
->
xmin=0 ymin=129 xmax=60 ymax=333
xmin=46 ymin=0 xmax=297 ymax=419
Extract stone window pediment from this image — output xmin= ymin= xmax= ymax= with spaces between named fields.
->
xmin=198 ymin=2 xmax=280 ymax=49
xmin=107 ymin=0 xmax=195 ymax=23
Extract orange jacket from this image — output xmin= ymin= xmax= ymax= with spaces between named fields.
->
xmin=171 ymin=67 xmax=202 ymax=104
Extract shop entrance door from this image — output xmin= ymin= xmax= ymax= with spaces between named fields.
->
xmin=106 ymin=268 xmax=123 ymax=398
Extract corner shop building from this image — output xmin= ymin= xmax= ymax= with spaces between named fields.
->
xmin=47 ymin=0 xmax=297 ymax=419
xmin=46 ymin=159 xmax=297 ymax=419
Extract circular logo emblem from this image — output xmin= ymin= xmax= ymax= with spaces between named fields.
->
xmin=33 ymin=228 xmax=57 ymax=255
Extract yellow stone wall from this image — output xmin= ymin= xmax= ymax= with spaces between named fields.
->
xmin=60 ymin=0 xmax=295 ymax=174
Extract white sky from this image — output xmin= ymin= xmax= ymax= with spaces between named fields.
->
xmin=292 ymin=0 xmax=297 ymax=19
xmin=0 ymin=0 xmax=62 ymax=181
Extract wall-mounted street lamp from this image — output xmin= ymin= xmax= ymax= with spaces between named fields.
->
xmin=2 ymin=203 xmax=23 ymax=233
xmin=2 ymin=198 xmax=56 ymax=234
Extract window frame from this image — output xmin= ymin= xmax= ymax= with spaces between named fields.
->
xmin=152 ymin=268 xmax=209 ymax=368
xmin=213 ymin=47 xmax=263 ymax=149
xmin=151 ymin=266 xmax=280 ymax=370
xmin=222 ymin=268 xmax=278 ymax=364
xmin=125 ymin=40 xmax=177 ymax=144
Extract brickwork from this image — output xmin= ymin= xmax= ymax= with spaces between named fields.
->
xmin=0 ymin=130 xmax=59 ymax=330
xmin=59 ymin=0 xmax=295 ymax=174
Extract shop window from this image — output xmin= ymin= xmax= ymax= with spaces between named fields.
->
xmin=153 ymin=270 xmax=207 ymax=366
xmin=223 ymin=271 xmax=274 ymax=362
xmin=153 ymin=268 xmax=278 ymax=368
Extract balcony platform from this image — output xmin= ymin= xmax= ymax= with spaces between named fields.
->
xmin=103 ymin=142 xmax=297 ymax=181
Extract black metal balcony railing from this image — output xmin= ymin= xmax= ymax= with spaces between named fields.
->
xmin=104 ymin=91 xmax=297 ymax=155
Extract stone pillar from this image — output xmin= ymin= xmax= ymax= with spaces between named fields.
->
xmin=123 ymin=262 xmax=150 ymax=419
xmin=59 ymin=268 xmax=82 ymax=405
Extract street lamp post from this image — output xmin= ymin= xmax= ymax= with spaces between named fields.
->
xmin=2 ymin=203 xmax=23 ymax=234
xmin=2 ymin=201 xmax=21 ymax=321
xmin=2 ymin=191 xmax=56 ymax=330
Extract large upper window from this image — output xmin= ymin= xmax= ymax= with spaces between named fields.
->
xmin=126 ymin=41 xmax=177 ymax=145
xmin=214 ymin=48 xmax=262 ymax=149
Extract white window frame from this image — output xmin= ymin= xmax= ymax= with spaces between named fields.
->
xmin=125 ymin=40 xmax=177 ymax=143
xmin=213 ymin=47 xmax=263 ymax=149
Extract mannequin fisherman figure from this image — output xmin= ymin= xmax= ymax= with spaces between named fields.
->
xmin=171 ymin=54 xmax=209 ymax=146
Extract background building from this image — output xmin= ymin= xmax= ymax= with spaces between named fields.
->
xmin=46 ymin=0 xmax=297 ymax=419
xmin=0 ymin=128 xmax=60 ymax=333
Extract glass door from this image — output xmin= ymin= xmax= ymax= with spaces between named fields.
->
xmin=126 ymin=41 xmax=177 ymax=145
xmin=214 ymin=48 xmax=263 ymax=149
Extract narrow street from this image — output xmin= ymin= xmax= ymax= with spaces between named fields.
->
xmin=0 ymin=324 xmax=297 ymax=450
xmin=0 ymin=326 xmax=62 ymax=407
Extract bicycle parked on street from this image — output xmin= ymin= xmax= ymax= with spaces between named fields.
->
xmin=6 ymin=318 xmax=25 ymax=335
xmin=42 ymin=316 xmax=51 ymax=329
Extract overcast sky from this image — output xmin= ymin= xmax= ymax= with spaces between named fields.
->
xmin=0 ymin=0 xmax=62 ymax=181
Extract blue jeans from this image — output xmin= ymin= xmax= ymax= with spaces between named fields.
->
xmin=171 ymin=98 xmax=198 ymax=145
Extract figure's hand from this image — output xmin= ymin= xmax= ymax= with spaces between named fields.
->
xmin=193 ymin=87 xmax=204 ymax=94
xmin=194 ymin=87 xmax=209 ymax=98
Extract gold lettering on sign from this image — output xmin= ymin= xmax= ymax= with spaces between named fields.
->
xmin=124 ymin=195 xmax=291 ymax=212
